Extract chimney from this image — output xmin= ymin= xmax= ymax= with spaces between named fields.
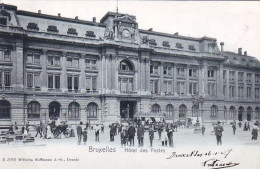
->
xmin=220 ymin=42 xmax=224 ymax=52
xmin=148 ymin=28 xmax=153 ymax=31
xmin=75 ymin=16 xmax=78 ymax=20
xmin=244 ymin=51 xmax=247 ymax=56
xmin=38 ymin=10 xmax=41 ymax=14
xmin=238 ymin=48 xmax=242 ymax=55
xmin=58 ymin=13 xmax=61 ymax=17
xmin=93 ymin=17 xmax=96 ymax=23
xmin=174 ymin=32 xmax=179 ymax=36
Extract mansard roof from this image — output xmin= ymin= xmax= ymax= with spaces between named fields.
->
xmin=223 ymin=51 xmax=260 ymax=69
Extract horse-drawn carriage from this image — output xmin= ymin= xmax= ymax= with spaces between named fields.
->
xmin=50 ymin=122 xmax=70 ymax=139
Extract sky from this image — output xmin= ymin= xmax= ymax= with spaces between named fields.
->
xmin=2 ymin=0 xmax=260 ymax=61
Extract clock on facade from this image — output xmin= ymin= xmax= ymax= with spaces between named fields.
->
xmin=122 ymin=29 xmax=130 ymax=38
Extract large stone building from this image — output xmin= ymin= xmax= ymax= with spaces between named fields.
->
xmin=0 ymin=3 xmax=259 ymax=125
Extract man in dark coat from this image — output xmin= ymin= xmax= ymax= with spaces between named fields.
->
xmin=167 ymin=128 xmax=174 ymax=147
xmin=76 ymin=122 xmax=83 ymax=145
xmin=201 ymin=125 xmax=205 ymax=136
xmin=232 ymin=123 xmax=236 ymax=135
xmin=149 ymin=127 xmax=154 ymax=147
xmin=137 ymin=124 xmax=145 ymax=147
xmin=215 ymin=121 xmax=224 ymax=146
xmin=110 ymin=125 xmax=115 ymax=142
xmin=128 ymin=124 xmax=136 ymax=146
xmin=35 ymin=124 xmax=42 ymax=138
xmin=158 ymin=122 xmax=163 ymax=140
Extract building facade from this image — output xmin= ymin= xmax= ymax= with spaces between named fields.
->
xmin=0 ymin=3 xmax=260 ymax=125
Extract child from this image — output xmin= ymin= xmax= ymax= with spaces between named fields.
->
xmin=82 ymin=128 xmax=88 ymax=145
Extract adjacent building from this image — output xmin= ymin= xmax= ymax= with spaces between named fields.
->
xmin=0 ymin=3 xmax=259 ymax=125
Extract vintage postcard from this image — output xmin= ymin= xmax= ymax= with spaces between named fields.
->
xmin=0 ymin=0 xmax=260 ymax=169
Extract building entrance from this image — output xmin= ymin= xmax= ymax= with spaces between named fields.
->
xmin=120 ymin=101 xmax=137 ymax=119
xmin=49 ymin=101 xmax=60 ymax=120
xmin=238 ymin=112 xmax=243 ymax=121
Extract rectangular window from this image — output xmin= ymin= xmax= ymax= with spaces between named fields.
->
xmin=208 ymin=83 xmax=216 ymax=96
xmin=48 ymin=56 xmax=54 ymax=65
xmin=86 ymin=59 xmax=91 ymax=68
xmin=4 ymin=72 xmax=11 ymax=86
xmin=247 ymin=73 xmax=252 ymax=83
xmin=34 ymin=74 xmax=40 ymax=88
xmin=68 ymin=76 xmax=72 ymax=90
xmin=91 ymin=60 xmax=97 ymax=69
xmin=34 ymin=54 xmax=40 ymax=64
xmin=92 ymin=77 xmax=97 ymax=90
xmin=256 ymin=74 xmax=260 ymax=83
xmin=238 ymin=86 xmax=243 ymax=98
xmin=150 ymin=64 xmax=158 ymax=74
xmin=177 ymin=67 xmax=185 ymax=77
xmin=55 ymin=75 xmax=60 ymax=89
xmin=86 ymin=77 xmax=91 ymax=91
xmin=154 ymin=81 xmax=158 ymax=93
xmin=223 ymin=70 xmax=226 ymax=80
xmin=74 ymin=76 xmax=79 ymax=90
xmin=229 ymin=71 xmax=235 ymax=81
xmin=27 ymin=54 xmax=33 ymax=64
xmin=208 ymin=70 xmax=215 ymax=78
xmin=54 ymin=56 xmax=60 ymax=66
xmin=189 ymin=82 xmax=197 ymax=95
xmin=229 ymin=86 xmax=235 ymax=98
xmin=27 ymin=73 xmax=33 ymax=88
xmin=48 ymin=74 xmax=53 ymax=88
xmin=177 ymin=81 xmax=185 ymax=95
xmin=238 ymin=72 xmax=244 ymax=82
xmin=4 ymin=50 xmax=11 ymax=61
xmin=72 ymin=58 xmax=79 ymax=67
xmin=67 ymin=57 xmax=73 ymax=67
xmin=247 ymin=87 xmax=252 ymax=98
xmin=256 ymin=88 xmax=260 ymax=99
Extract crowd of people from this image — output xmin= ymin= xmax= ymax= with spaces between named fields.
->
xmin=4 ymin=119 xmax=259 ymax=147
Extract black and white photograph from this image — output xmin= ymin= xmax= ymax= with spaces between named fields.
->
xmin=0 ymin=0 xmax=260 ymax=169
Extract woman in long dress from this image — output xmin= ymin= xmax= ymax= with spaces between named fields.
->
xmin=46 ymin=125 xmax=52 ymax=139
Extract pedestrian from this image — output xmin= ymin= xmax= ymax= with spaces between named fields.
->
xmin=76 ymin=122 xmax=83 ymax=145
xmin=247 ymin=122 xmax=251 ymax=131
xmin=42 ymin=123 xmax=47 ymax=139
xmin=120 ymin=129 xmax=127 ymax=147
xmin=82 ymin=128 xmax=88 ymax=145
xmin=110 ymin=125 xmax=114 ymax=142
xmin=118 ymin=124 xmax=122 ymax=134
xmin=25 ymin=122 xmax=30 ymax=134
xmin=167 ymin=128 xmax=174 ymax=147
xmin=238 ymin=121 xmax=242 ymax=128
xmin=162 ymin=129 xmax=168 ymax=146
xmin=149 ymin=127 xmax=154 ymax=147
xmin=201 ymin=125 xmax=205 ymax=136
xmin=158 ymin=122 xmax=163 ymax=140
xmin=137 ymin=124 xmax=144 ymax=147
xmin=101 ymin=124 xmax=104 ymax=134
xmin=215 ymin=121 xmax=224 ymax=146
xmin=35 ymin=124 xmax=42 ymax=138
xmin=251 ymin=123 xmax=259 ymax=140
xmin=232 ymin=123 xmax=236 ymax=135
xmin=21 ymin=125 xmax=25 ymax=134
xmin=243 ymin=122 xmax=247 ymax=131
xmin=128 ymin=124 xmax=136 ymax=146
xmin=95 ymin=125 xmax=100 ymax=142
xmin=46 ymin=124 xmax=52 ymax=139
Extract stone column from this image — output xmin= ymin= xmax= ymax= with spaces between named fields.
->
xmin=218 ymin=64 xmax=224 ymax=98
xmin=202 ymin=61 xmax=208 ymax=96
xmin=243 ymin=72 xmax=247 ymax=100
xmin=235 ymin=71 xmax=238 ymax=99
xmin=145 ymin=59 xmax=150 ymax=93
xmin=252 ymin=73 xmax=256 ymax=101
xmin=173 ymin=64 xmax=177 ymax=96
xmin=186 ymin=64 xmax=190 ymax=96
xmin=226 ymin=69 xmax=230 ymax=99
xmin=40 ymin=49 xmax=48 ymax=92
xmin=61 ymin=52 xmax=67 ymax=92
xmin=79 ymin=53 xmax=86 ymax=93
xmin=160 ymin=62 xmax=164 ymax=95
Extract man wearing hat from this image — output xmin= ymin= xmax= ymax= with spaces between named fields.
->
xmin=215 ymin=121 xmax=224 ymax=146
xmin=76 ymin=122 xmax=83 ymax=145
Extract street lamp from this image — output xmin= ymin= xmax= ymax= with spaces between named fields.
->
xmin=192 ymin=93 xmax=204 ymax=131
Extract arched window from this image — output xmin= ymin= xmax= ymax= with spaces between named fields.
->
xmin=192 ymin=105 xmax=198 ymax=117
xmin=210 ymin=105 xmax=218 ymax=118
xmin=28 ymin=101 xmax=40 ymax=118
xmin=229 ymin=106 xmax=236 ymax=119
xmin=0 ymin=100 xmax=11 ymax=119
xmin=247 ymin=106 xmax=253 ymax=121
xmin=87 ymin=102 xmax=98 ymax=118
xmin=152 ymin=104 xmax=160 ymax=114
xmin=119 ymin=60 xmax=134 ymax=71
xmin=179 ymin=104 xmax=187 ymax=119
xmin=68 ymin=102 xmax=80 ymax=119
xmin=166 ymin=104 xmax=174 ymax=118
xmin=255 ymin=107 xmax=260 ymax=119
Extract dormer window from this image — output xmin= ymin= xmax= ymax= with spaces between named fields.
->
xmin=176 ymin=43 xmax=183 ymax=49
xmin=27 ymin=22 xmax=39 ymax=31
xmin=85 ymin=31 xmax=96 ymax=38
xmin=162 ymin=41 xmax=170 ymax=47
xmin=188 ymin=45 xmax=195 ymax=51
xmin=47 ymin=25 xmax=59 ymax=33
xmin=67 ymin=28 xmax=78 ymax=36
xmin=0 ymin=17 xmax=7 ymax=25
xmin=0 ymin=10 xmax=11 ymax=25
xmin=149 ymin=39 xmax=157 ymax=46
